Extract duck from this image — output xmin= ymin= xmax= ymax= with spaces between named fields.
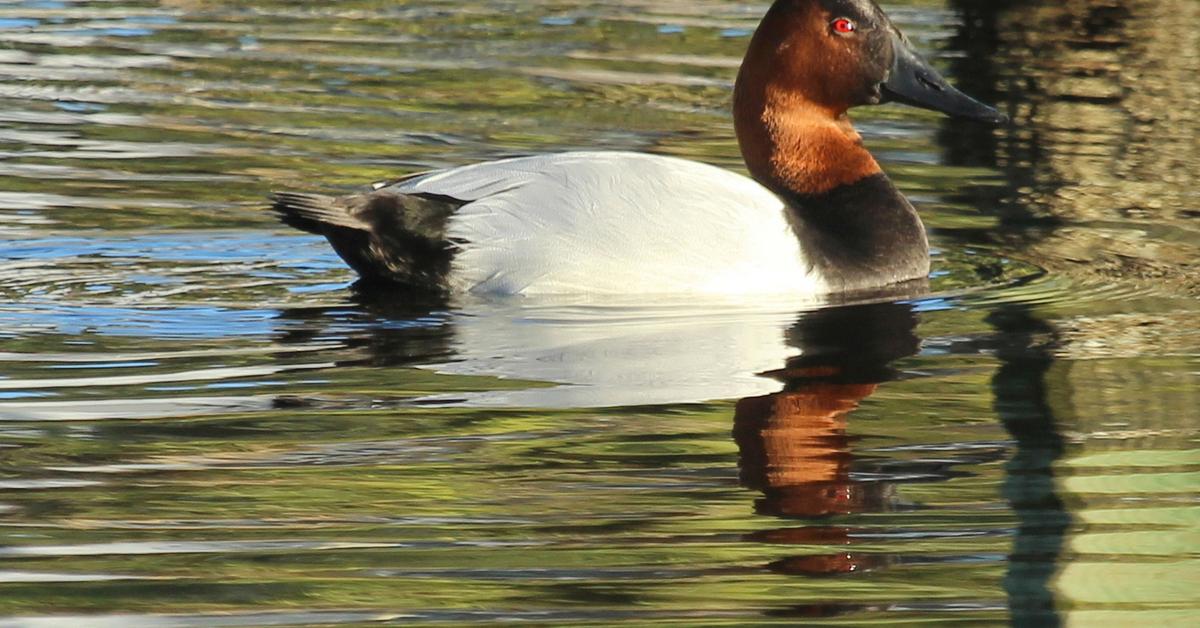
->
xmin=270 ymin=0 xmax=1005 ymax=297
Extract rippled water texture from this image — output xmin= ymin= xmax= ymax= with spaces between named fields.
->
xmin=1 ymin=1 xmax=1198 ymax=626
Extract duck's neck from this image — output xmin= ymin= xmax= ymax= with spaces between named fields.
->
xmin=733 ymin=1 xmax=883 ymax=199
xmin=733 ymin=65 xmax=930 ymax=291
xmin=734 ymin=86 xmax=880 ymax=198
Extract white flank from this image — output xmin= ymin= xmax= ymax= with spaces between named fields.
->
xmin=392 ymin=151 xmax=826 ymax=295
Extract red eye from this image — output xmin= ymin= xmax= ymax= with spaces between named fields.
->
xmin=832 ymin=18 xmax=856 ymax=34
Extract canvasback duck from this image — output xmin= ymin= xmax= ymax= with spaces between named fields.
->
xmin=271 ymin=0 xmax=1005 ymax=296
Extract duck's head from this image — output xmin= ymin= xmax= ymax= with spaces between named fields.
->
xmin=735 ymin=0 xmax=1005 ymax=194
xmin=737 ymin=0 xmax=1004 ymax=122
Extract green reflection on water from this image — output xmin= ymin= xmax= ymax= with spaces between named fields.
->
xmin=0 ymin=0 xmax=1197 ymax=626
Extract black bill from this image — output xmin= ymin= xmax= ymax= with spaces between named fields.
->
xmin=881 ymin=33 xmax=1008 ymax=124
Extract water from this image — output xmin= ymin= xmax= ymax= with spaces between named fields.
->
xmin=1 ymin=0 xmax=1197 ymax=625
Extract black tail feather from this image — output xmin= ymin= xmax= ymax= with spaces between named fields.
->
xmin=269 ymin=192 xmax=369 ymax=235
xmin=267 ymin=188 xmax=463 ymax=291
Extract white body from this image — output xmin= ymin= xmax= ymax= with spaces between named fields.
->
xmin=390 ymin=151 xmax=826 ymax=295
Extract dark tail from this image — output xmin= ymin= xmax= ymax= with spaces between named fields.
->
xmin=269 ymin=192 xmax=369 ymax=235
xmin=268 ymin=189 xmax=461 ymax=292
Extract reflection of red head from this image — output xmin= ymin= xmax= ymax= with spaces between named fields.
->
xmin=736 ymin=382 xmax=897 ymax=575
xmin=735 ymin=302 xmax=919 ymax=576
xmin=766 ymin=551 xmax=892 ymax=577
xmin=734 ymin=382 xmax=892 ymax=518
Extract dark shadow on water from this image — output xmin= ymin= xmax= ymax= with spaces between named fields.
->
xmin=273 ymin=281 xmax=455 ymax=370
xmin=987 ymin=305 xmax=1070 ymax=627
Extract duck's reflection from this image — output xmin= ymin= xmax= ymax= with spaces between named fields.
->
xmin=734 ymin=302 xmax=920 ymax=576
xmin=274 ymin=290 xmax=1020 ymax=586
xmin=282 ymin=287 xmax=843 ymax=407
xmin=736 ymin=380 xmax=886 ymax=518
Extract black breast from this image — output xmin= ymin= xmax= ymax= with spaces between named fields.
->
xmin=781 ymin=174 xmax=930 ymax=292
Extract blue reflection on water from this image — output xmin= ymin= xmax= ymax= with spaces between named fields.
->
xmin=2 ymin=233 xmax=337 ymax=264
xmin=0 ymin=392 xmax=53 ymax=399
xmin=1 ymin=232 xmax=353 ymax=339
xmin=0 ymin=304 xmax=282 ymax=339
xmin=0 ymin=18 xmax=40 ymax=29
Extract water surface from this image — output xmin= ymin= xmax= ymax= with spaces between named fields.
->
xmin=1 ymin=1 xmax=1198 ymax=626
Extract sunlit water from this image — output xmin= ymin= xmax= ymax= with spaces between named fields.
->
xmin=1 ymin=1 xmax=1198 ymax=626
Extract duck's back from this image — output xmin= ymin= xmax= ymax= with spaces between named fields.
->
xmin=409 ymin=152 xmax=825 ymax=294
xmin=274 ymin=151 xmax=823 ymax=295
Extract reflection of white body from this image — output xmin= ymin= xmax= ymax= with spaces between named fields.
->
xmin=393 ymin=152 xmax=825 ymax=295
xmin=418 ymin=296 xmax=813 ymax=407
